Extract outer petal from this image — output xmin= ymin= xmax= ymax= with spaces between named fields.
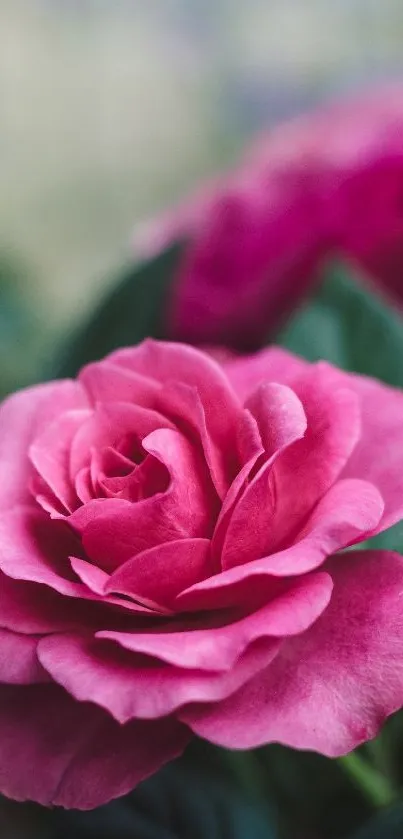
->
xmin=0 ymin=508 xmax=153 ymax=616
xmin=108 ymin=340 xmax=241 ymax=416
xmin=0 ymin=574 xmax=108 ymax=635
xmin=0 ymin=684 xmax=190 ymax=809
xmin=0 ymin=507 xmax=87 ymax=598
xmin=219 ymin=347 xmax=308 ymax=403
xmin=38 ymin=633 xmax=280 ymax=722
xmin=0 ymin=630 xmax=48 ymax=685
xmin=224 ymin=351 xmax=403 ymax=537
xmin=181 ymin=550 xmax=403 ymax=756
xmin=0 ymin=381 xmax=88 ymax=512
xmin=336 ymin=370 xmax=403 ymax=533
xmin=99 ymin=571 xmax=332 ymax=671
xmin=79 ymin=362 xmax=159 ymax=407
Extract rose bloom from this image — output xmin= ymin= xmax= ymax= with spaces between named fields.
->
xmin=1 ymin=340 xmax=403 ymax=809
xmin=135 ymin=86 xmax=403 ymax=348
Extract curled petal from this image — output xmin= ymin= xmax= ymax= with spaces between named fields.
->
xmin=221 ymin=383 xmax=307 ymax=568
xmin=0 ymin=381 xmax=87 ymax=513
xmin=177 ymin=478 xmax=383 ymax=610
xmin=0 ymin=630 xmax=48 ymax=685
xmin=0 ymin=508 xmax=154 ymax=615
xmin=220 ymin=347 xmax=308 ymax=403
xmin=79 ymin=362 xmax=159 ymax=407
xmin=69 ymin=402 xmax=172 ymax=481
xmin=110 ymin=340 xmax=245 ymax=496
xmin=0 ymin=508 xmax=86 ymax=598
xmin=38 ymin=633 xmax=280 ymax=722
xmin=107 ymin=539 xmax=213 ymax=607
xmin=75 ymin=429 xmax=217 ymax=571
xmin=99 ymin=571 xmax=332 ymax=671
xmin=29 ymin=410 xmax=90 ymax=515
xmin=267 ymin=369 xmax=361 ymax=548
xmin=181 ymin=550 xmax=403 ymax=756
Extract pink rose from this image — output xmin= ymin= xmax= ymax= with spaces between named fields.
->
xmin=135 ymin=86 xmax=403 ymax=348
xmin=2 ymin=340 xmax=403 ymax=809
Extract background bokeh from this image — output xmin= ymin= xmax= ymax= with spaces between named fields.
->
xmin=2 ymin=0 xmax=403 ymax=340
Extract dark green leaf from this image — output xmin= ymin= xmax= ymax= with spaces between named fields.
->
xmin=277 ymin=263 xmax=403 ymax=387
xmin=348 ymin=805 xmax=403 ymax=839
xmin=278 ymin=262 xmax=403 ymax=555
xmin=46 ymin=749 xmax=275 ymax=839
xmin=52 ymin=243 xmax=183 ymax=379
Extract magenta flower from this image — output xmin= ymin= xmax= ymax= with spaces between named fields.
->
xmin=1 ymin=341 xmax=403 ymax=808
xmin=135 ymin=86 xmax=403 ymax=347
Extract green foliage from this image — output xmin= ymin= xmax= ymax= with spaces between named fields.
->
xmin=0 ymin=255 xmax=41 ymax=399
xmin=53 ymin=244 xmax=183 ymax=378
xmin=349 ymin=805 xmax=403 ymax=839
xmin=278 ymin=262 xmax=403 ymax=387
xmin=47 ymin=747 xmax=275 ymax=839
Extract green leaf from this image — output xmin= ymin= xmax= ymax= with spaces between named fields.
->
xmin=52 ymin=243 xmax=183 ymax=379
xmin=349 ymin=805 xmax=403 ymax=839
xmin=46 ymin=748 xmax=275 ymax=839
xmin=259 ymin=745 xmax=372 ymax=839
xmin=277 ymin=262 xmax=403 ymax=555
xmin=277 ymin=262 xmax=403 ymax=387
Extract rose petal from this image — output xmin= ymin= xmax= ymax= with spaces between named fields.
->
xmin=221 ymin=383 xmax=307 ymax=568
xmin=225 ymin=351 xmax=403 ymax=537
xmin=38 ymin=633 xmax=280 ymax=722
xmin=267 ymin=369 xmax=361 ymax=549
xmin=107 ymin=539 xmax=213 ymax=607
xmin=69 ymin=557 xmax=109 ymax=595
xmin=100 ymin=571 xmax=332 ymax=671
xmin=158 ymin=383 xmax=231 ymax=498
xmin=337 ymin=370 xmax=403 ymax=533
xmin=0 ymin=507 xmax=86 ymax=597
xmin=0 ymin=507 xmax=155 ymax=618
xmin=69 ymin=401 xmax=172 ymax=481
xmin=68 ymin=557 xmax=164 ymax=615
xmin=0 ymin=683 xmax=189 ymax=809
xmin=181 ymin=550 xmax=403 ymax=756
xmin=246 ymin=382 xmax=307 ymax=455
xmin=80 ymin=362 xmax=159 ymax=406
xmin=177 ymin=478 xmax=384 ymax=610
xmin=221 ymin=347 xmax=308 ymax=403
xmin=0 ymin=630 xmax=48 ymax=684
xmin=0 ymin=575 xmax=101 ymax=635
xmin=0 ymin=381 xmax=87 ymax=513
xmin=76 ymin=429 xmax=217 ymax=571
xmin=109 ymin=340 xmax=244 ymax=496
xmin=29 ymin=410 xmax=90 ymax=514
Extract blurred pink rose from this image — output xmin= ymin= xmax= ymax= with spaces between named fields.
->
xmin=135 ymin=86 xmax=403 ymax=348
xmin=2 ymin=341 xmax=403 ymax=807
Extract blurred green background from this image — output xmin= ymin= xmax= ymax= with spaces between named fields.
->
xmin=1 ymin=0 xmax=403 ymax=393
